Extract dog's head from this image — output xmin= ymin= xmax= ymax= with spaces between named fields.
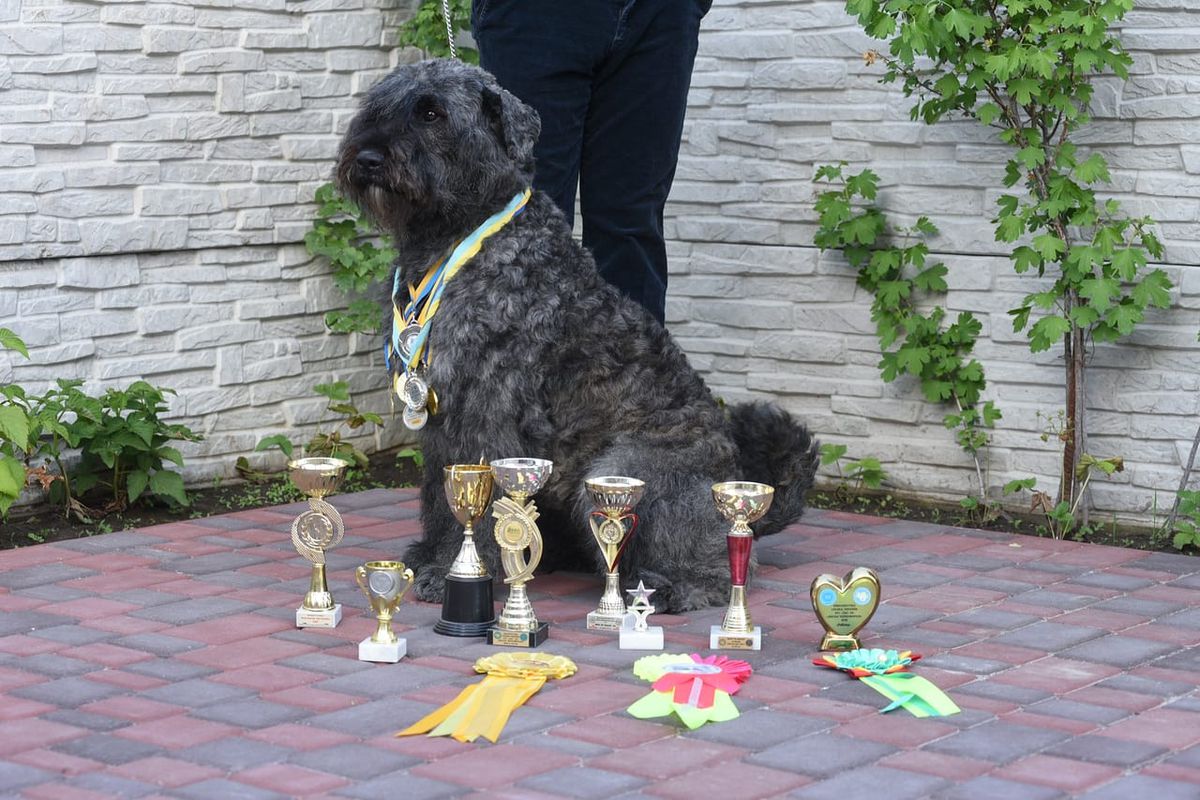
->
xmin=335 ymin=60 xmax=541 ymax=240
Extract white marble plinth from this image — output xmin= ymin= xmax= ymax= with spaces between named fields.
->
xmin=296 ymin=604 xmax=341 ymax=629
xmin=358 ymin=637 xmax=407 ymax=663
xmin=710 ymin=624 xmax=761 ymax=650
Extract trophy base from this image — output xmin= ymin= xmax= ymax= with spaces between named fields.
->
xmin=619 ymin=616 xmax=663 ymax=650
xmin=820 ymin=633 xmax=862 ymax=651
xmin=710 ymin=624 xmax=761 ymax=650
xmin=586 ymin=610 xmax=625 ymax=632
xmin=487 ymin=621 xmax=549 ymax=648
xmin=296 ymin=604 xmax=342 ymax=629
xmin=434 ymin=574 xmax=495 ymax=638
xmin=358 ymin=637 xmax=406 ymax=663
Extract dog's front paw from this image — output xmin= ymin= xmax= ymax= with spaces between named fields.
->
xmin=637 ymin=569 xmax=726 ymax=614
xmin=411 ymin=567 xmax=446 ymax=603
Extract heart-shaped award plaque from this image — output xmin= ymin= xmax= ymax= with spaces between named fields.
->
xmin=809 ymin=567 xmax=881 ymax=650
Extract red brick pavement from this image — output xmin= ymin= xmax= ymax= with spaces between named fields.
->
xmin=1 ymin=488 xmax=1198 ymax=798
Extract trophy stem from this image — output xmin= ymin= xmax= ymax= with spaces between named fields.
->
xmin=497 ymin=581 xmax=537 ymax=631
xmin=372 ymin=613 xmax=398 ymax=645
xmin=447 ymin=525 xmax=489 ymax=579
xmin=721 ymin=584 xmax=753 ymax=633
xmin=303 ymin=562 xmax=334 ymax=611
xmin=599 ymin=570 xmax=625 ymax=615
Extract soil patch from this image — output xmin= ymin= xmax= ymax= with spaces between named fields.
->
xmin=1 ymin=448 xmax=423 ymax=551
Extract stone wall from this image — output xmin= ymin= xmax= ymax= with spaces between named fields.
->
xmin=665 ymin=0 xmax=1200 ymax=519
xmin=1 ymin=0 xmax=1198 ymax=522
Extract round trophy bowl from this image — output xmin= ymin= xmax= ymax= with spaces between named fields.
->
xmin=288 ymin=457 xmax=350 ymax=499
xmin=584 ymin=476 xmax=646 ymax=515
xmin=490 ymin=457 xmax=553 ymax=499
xmin=712 ymin=481 xmax=775 ymax=527
xmin=442 ymin=464 xmax=495 ymax=528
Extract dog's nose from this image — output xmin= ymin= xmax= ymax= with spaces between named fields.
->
xmin=356 ymin=149 xmax=385 ymax=171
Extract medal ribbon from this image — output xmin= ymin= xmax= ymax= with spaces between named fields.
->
xmin=386 ymin=189 xmax=532 ymax=394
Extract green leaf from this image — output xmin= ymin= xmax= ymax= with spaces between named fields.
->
xmin=157 ymin=445 xmax=184 ymax=468
xmin=149 ymin=469 xmax=188 ymax=506
xmin=1075 ymin=153 xmax=1111 ymax=184
xmin=314 ymin=381 xmax=351 ymax=402
xmin=0 ymin=454 xmax=24 ymax=499
xmin=1032 ymin=233 xmax=1066 ymax=262
xmin=819 ymin=443 xmax=847 ymax=466
xmin=1105 ymin=302 xmax=1143 ymax=335
xmin=1078 ymin=277 xmax=1121 ymax=312
xmin=0 ymin=328 xmax=29 ymax=359
xmin=914 ymin=263 xmax=948 ymax=292
xmin=1008 ymin=78 xmax=1039 ymax=105
xmin=127 ymin=469 xmax=149 ymax=503
xmin=895 ymin=344 xmax=931 ymax=375
xmin=978 ymin=102 xmax=1001 ymax=125
xmin=0 ymin=406 xmax=31 ymax=451
xmin=1110 ymin=248 xmax=1146 ymax=281
xmin=1131 ymin=269 xmax=1172 ymax=309
xmin=1011 ymin=246 xmax=1041 ymax=274
xmin=255 ymin=434 xmax=295 ymax=458
xmin=1003 ymin=477 xmax=1037 ymax=495
xmin=876 ymin=280 xmax=911 ymax=308
xmin=1028 ymin=315 xmax=1071 ymax=352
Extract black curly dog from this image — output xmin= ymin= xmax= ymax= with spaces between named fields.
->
xmin=335 ymin=60 xmax=818 ymax=612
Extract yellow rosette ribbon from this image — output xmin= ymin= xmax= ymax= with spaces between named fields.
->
xmin=397 ymin=652 xmax=576 ymax=744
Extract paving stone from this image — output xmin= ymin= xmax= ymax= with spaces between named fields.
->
xmin=309 ymin=697 xmax=440 ymax=737
xmin=1157 ymin=647 xmax=1200 ymax=672
xmin=1097 ymin=673 xmax=1195 ymax=697
xmin=0 ymin=762 xmax=53 ymax=791
xmin=16 ymin=653 xmax=100 ymax=678
xmin=178 ymin=738 xmax=295 ymax=771
xmin=191 ymin=698 xmax=312 ymax=728
xmin=926 ymin=721 xmax=1070 ymax=764
xmin=1123 ymin=553 xmax=1198 ymax=575
xmin=16 ymin=584 xmax=93 ymax=602
xmin=314 ymin=664 xmax=460 ymax=698
xmin=1070 ymin=573 xmax=1155 ymax=591
xmin=1093 ymin=596 xmax=1183 ymax=617
xmin=289 ymin=743 xmax=418 ymax=779
xmin=55 ymin=732 xmax=161 ymax=764
xmin=962 ymin=576 xmax=1040 ymax=594
xmin=792 ymin=766 xmax=949 ymax=800
xmin=140 ymin=678 xmax=257 ymax=708
xmin=1011 ymin=589 xmax=1100 ymax=610
xmin=1045 ymin=735 xmax=1168 ymax=767
xmin=920 ymin=654 xmax=1010 ymax=675
xmin=934 ymin=776 xmax=1066 ymax=799
xmin=685 ymin=708 xmax=834 ymax=748
xmin=1078 ymin=774 xmax=1200 ymax=799
xmin=1159 ymin=608 xmax=1200 ymax=629
xmin=333 ymin=770 xmax=464 ymax=799
xmin=131 ymin=597 xmax=258 ymax=624
xmin=944 ymin=608 xmax=1042 ymax=629
xmin=13 ymin=676 xmax=125 ymax=707
xmin=118 ymin=589 xmax=187 ymax=607
xmin=1023 ymin=698 xmax=1131 ymax=726
xmin=519 ymin=765 xmax=649 ymax=799
xmin=748 ymin=733 xmax=896 ymax=777
xmin=757 ymin=548 xmax=825 ymax=568
xmin=124 ymin=657 xmax=215 ymax=681
xmin=30 ymin=625 xmax=112 ymax=646
xmin=54 ymin=531 xmax=168 ymax=552
xmin=191 ymin=515 xmax=262 ymax=531
xmin=0 ymin=610 xmax=74 ymax=637
xmin=1060 ymin=634 xmax=1179 ymax=667
xmin=43 ymin=708 xmax=132 ymax=732
xmin=953 ymin=680 xmax=1052 ymax=705
xmin=176 ymin=778 xmax=291 ymax=799
xmin=0 ymin=563 xmax=96 ymax=589
xmin=68 ymin=772 xmax=159 ymax=797
xmin=993 ymin=622 xmax=1107 ymax=651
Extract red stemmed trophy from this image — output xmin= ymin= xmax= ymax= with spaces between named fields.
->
xmin=710 ymin=481 xmax=774 ymax=650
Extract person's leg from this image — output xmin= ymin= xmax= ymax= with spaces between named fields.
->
xmin=578 ymin=0 xmax=708 ymax=323
xmin=472 ymin=0 xmax=618 ymax=226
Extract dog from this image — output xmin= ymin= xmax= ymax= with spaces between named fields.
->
xmin=335 ymin=59 xmax=818 ymax=612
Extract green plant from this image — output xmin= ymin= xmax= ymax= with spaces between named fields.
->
xmin=820 ymin=443 xmax=889 ymax=499
xmin=249 ymin=381 xmax=384 ymax=471
xmin=0 ymin=328 xmax=32 ymax=518
xmin=398 ymin=0 xmax=476 ymax=63
xmin=42 ymin=381 xmax=202 ymax=519
xmin=814 ymin=164 xmax=999 ymax=505
xmin=1171 ymin=490 xmax=1200 ymax=551
xmin=1004 ymin=451 xmax=1124 ymax=540
xmin=846 ymin=0 xmax=1169 ymax=516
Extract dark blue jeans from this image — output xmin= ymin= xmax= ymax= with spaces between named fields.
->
xmin=473 ymin=0 xmax=710 ymax=324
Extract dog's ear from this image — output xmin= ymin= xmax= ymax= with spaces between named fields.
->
xmin=481 ymin=86 xmax=541 ymax=171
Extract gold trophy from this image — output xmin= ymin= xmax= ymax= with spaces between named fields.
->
xmin=488 ymin=458 xmax=553 ymax=647
xmin=355 ymin=561 xmax=415 ymax=663
xmin=710 ymin=481 xmax=774 ymax=650
xmin=434 ymin=464 xmax=497 ymax=637
xmin=810 ymin=567 xmax=881 ymax=650
xmin=584 ymin=476 xmax=646 ymax=631
xmin=288 ymin=457 xmax=350 ymax=628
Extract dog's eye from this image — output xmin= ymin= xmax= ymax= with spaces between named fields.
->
xmin=423 ymin=109 xmax=441 ymax=123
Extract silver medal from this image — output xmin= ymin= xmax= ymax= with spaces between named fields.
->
xmin=401 ymin=373 xmax=429 ymax=411
xmin=402 ymin=405 xmax=429 ymax=431
xmin=398 ymin=323 xmax=424 ymax=359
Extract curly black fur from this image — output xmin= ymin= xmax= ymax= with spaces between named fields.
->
xmin=336 ymin=60 xmax=819 ymax=612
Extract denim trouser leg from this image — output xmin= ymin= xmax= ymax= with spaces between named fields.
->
xmin=473 ymin=0 xmax=707 ymax=324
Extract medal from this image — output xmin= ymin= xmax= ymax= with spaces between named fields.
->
xmin=397 ymin=323 xmax=423 ymax=360
xmin=401 ymin=373 xmax=429 ymax=411
xmin=402 ymin=406 xmax=429 ymax=431
xmin=427 ymin=387 xmax=439 ymax=415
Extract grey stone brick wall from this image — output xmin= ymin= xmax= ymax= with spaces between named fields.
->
xmin=1 ymin=0 xmax=1198 ymax=523
xmin=667 ymin=0 xmax=1200 ymax=520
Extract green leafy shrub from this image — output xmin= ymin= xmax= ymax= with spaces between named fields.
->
xmin=0 ymin=329 xmax=32 ymax=518
xmin=819 ymin=443 xmax=889 ymax=499
xmin=249 ymin=381 xmax=384 ymax=471
xmin=1172 ymin=490 xmax=1200 ymax=551
xmin=398 ymin=0 xmax=475 ymax=63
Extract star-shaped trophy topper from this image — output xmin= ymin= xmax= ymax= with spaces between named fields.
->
xmin=625 ymin=581 xmax=657 ymax=633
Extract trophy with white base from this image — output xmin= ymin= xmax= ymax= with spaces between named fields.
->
xmin=356 ymin=561 xmax=415 ymax=663
xmin=619 ymin=581 xmax=663 ymax=650
xmin=709 ymin=481 xmax=774 ymax=651
xmin=584 ymin=476 xmax=645 ymax=631
xmin=288 ymin=457 xmax=349 ymax=628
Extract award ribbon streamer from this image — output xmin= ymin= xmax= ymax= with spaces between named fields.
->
xmin=397 ymin=652 xmax=575 ymax=744
xmin=627 ymin=653 xmax=752 ymax=730
xmin=813 ymin=648 xmax=959 ymax=718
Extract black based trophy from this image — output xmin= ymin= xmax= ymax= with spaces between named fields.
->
xmin=434 ymin=464 xmax=497 ymax=637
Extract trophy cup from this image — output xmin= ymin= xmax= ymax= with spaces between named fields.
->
xmin=487 ymin=457 xmax=553 ymax=647
xmin=584 ymin=475 xmax=645 ymax=631
xmin=434 ymin=464 xmax=497 ymax=637
xmin=356 ymin=560 xmax=415 ymax=663
xmin=810 ymin=567 xmax=881 ymax=650
xmin=288 ymin=457 xmax=350 ymax=628
xmin=619 ymin=580 xmax=663 ymax=650
xmin=710 ymin=481 xmax=774 ymax=650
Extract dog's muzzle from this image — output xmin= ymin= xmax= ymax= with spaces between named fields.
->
xmin=356 ymin=149 xmax=385 ymax=172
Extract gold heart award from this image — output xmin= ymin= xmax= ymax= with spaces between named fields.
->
xmin=809 ymin=567 xmax=881 ymax=650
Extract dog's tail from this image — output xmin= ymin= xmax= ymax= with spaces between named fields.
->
xmin=727 ymin=401 xmax=819 ymax=538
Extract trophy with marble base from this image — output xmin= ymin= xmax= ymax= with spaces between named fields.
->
xmin=356 ymin=560 xmax=415 ymax=663
xmin=709 ymin=481 xmax=774 ymax=650
xmin=288 ymin=457 xmax=350 ymax=628
xmin=487 ymin=458 xmax=553 ymax=648
xmin=619 ymin=581 xmax=663 ymax=650
xmin=585 ymin=476 xmax=645 ymax=631
xmin=434 ymin=464 xmax=497 ymax=637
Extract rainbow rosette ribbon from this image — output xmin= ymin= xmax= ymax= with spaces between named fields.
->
xmin=814 ymin=648 xmax=959 ymax=717
xmin=627 ymin=653 xmax=752 ymax=729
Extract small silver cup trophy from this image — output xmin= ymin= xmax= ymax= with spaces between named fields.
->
xmin=487 ymin=457 xmax=553 ymax=647
xmin=288 ymin=457 xmax=350 ymax=628
xmin=584 ymin=476 xmax=645 ymax=631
